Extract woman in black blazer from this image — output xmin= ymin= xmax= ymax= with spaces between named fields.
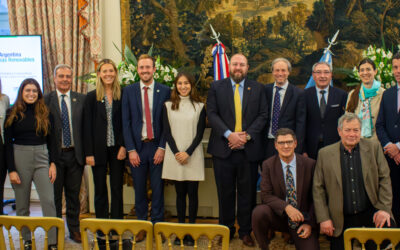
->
xmin=84 ymin=59 xmax=126 ymax=220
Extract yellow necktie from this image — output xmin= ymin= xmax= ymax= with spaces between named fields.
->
xmin=234 ymin=83 xmax=242 ymax=132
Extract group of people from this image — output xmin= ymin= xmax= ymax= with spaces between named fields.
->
xmin=0 ymin=51 xmax=398 ymax=250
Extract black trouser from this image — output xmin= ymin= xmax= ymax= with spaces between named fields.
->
xmin=386 ymin=156 xmax=400 ymax=228
xmin=91 ymin=146 xmax=124 ymax=219
xmin=213 ymin=151 xmax=258 ymax=238
xmin=54 ymin=150 xmax=83 ymax=234
xmin=174 ymin=181 xmax=199 ymax=223
xmin=330 ymin=207 xmax=396 ymax=250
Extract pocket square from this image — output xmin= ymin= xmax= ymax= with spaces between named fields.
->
xmin=330 ymin=104 xmax=339 ymax=107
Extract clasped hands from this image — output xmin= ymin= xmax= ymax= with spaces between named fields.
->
xmin=228 ymin=131 xmax=248 ymax=149
xmin=285 ymin=205 xmax=312 ymax=239
xmin=383 ymin=143 xmax=400 ymax=164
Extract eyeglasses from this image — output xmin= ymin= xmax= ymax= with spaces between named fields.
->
xmin=313 ymin=71 xmax=331 ymax=75
xmin=276 ymin=140 xmax=295 ymax=146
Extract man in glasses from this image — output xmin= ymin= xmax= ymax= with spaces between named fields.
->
xmin=303 ymin=62 xmax=347 ymax=159
xmin=252 ymin=128 xmax=319 ymax=250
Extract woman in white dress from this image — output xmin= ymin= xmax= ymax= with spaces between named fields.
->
xmin=162 ymin=72 xmax=206 ymax=246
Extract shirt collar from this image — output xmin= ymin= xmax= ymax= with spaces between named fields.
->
xmin=140 ymin=80 xmax=155 ymax=90
xmin=274 ymin=81 xmax=289 ymax=90
xmin=340 ymin=143 xmax=359 ymax=154
xmin=56 ymin=89 xmax=71 ymax=98
xmin=280 ymin=154 xmax=296 ymax=169
xmin=316 ymin=85 xmax=329 ymax=95
xmin=230 ymin=78 xmax=245 ymax=88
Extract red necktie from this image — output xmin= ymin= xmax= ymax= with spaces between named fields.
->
xmin=144 ymin=87 xmax=153 ymax=139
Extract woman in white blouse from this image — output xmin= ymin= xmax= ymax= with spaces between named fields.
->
xmin=162 ymin=72 xmax=206 ymax=246
xmin=0 ymin=77 xmax=9 ymax=214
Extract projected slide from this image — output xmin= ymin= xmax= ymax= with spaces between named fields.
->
xmin=0 ymin=35 xmax=43 ymax=104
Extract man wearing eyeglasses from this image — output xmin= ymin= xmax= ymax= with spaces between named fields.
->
xmin=303 ymin=62 xmax=347 ymax=159
xmin=252 ymin=128 xmax=319 ymax=250
xmin=313 ymin=113 xmax=394 ymax=250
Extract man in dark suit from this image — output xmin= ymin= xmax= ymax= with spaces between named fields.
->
xmin=122 ymin=54 xmax=170 ymax=241
xmin=45 ymin=64 xmax=85 ymax=243
xmin=207 ymin=53 xmax=268 ymax=246
xmin=265 ymin=58 xmax=306 ymax=159
xmin=252 ymin=128 xmax=319 ymax=250
xmin=376 ymin=52 xmax=400 ymax=228
xmin=304 ymin=62 xmax=347 ymax=159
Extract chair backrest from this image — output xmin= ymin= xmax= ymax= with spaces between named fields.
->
xmin=0 ymin=215 xmax=65 ymax=250
xmin=344 ymin=228 xmax=400 ymax=250
xmin=80 ymin=218 xmax=153 ymax=250
xmin=154 ymin=222 xmax=230 ymax=250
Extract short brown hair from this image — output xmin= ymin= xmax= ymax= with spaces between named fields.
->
xmin=274 ymin=128 xmax=296 ymax=142
xmin=138 ymin=54 xmax=155 ymax=67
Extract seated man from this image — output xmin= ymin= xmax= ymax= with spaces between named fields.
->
xmin=313 ymin=113 xmax=394 ymax=250
xmin=252 ymin=128 xmax=319 ymax=250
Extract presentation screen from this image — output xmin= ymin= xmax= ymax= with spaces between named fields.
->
xmin=0 ymin=35 xmax=43 ymax=104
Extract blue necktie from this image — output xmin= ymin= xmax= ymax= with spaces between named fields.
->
xmin=271 ymin=86 xmax=282 ymax=136
xmin=61 ymin=95 xmax=71 ymax=148
xmin=286 ymin=165 xmax=298 ymax=229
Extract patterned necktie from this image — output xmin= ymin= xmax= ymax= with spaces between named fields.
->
xmin=61 ymin=94 xmax=71 ymax=148
xmin=320 ymin=90 xmax=327 ymax=117
xmin=143 ymin=86 xmax=153 ymax=139
xmin=286 ymin=165 xmax=298 ymax=229
xmin=234 ymin=83 xmax=242 ymax=132
xmin=271 ymin=86 xmax=282 ymax=136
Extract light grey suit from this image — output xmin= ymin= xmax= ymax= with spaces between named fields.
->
xmin=312 ymin=138 xmax=393 ymax=237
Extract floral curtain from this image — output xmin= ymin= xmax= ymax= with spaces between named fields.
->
xmin=7 ymin=0 xmax=101 ymax=93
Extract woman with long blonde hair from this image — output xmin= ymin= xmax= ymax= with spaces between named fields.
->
xmin=84 ymin=59 xmax=126 ymax=221
xmin=4 ymin=78 xmax=57 ymax=249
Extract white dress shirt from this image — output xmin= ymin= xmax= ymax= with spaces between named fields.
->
xmin=56 ymin=89 xmax=74 ymax=147
xmin=268 ymin=81 xmax=289 ymax=138
xmin=140 ymin=80 xmax=155 ymax=140
xmin=315 ymin=85 xmax=329 ymax=107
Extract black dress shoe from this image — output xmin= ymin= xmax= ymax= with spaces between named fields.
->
xmin=183 ymin=235 xmax=194 ymax=246
xmin=24 ymin=240 xmax=32 ymax=250
xmin=241 ymin=234 xmax=255 ymax=247
xmin=174 ymin=236 xmax=181 ymax=246
xmin=69 ymin=231 xmax=82 ymax=243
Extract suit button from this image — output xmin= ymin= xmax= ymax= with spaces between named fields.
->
xmin=395 ymin=125 xmax=398 ymax=128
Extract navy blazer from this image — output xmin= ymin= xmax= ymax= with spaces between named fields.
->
xmin=304 ymin=86 xmax=347 ymax=159
xmin=376 ymin=86 xmax=400 ymax=147
xmin=44 ymin=91 xmax=86 ymax=166
xmin=83 ymin=90 xmax=124 ymax=165
xmin=122 ymin=82 xmax=171 ymax=152
xmin=207 ymin=78 xmax=268 ymax=161
xmin=265 ymin=83 xmax=306 ymax=152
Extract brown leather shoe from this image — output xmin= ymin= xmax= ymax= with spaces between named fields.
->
xmin=135 ymin=230 xmax=146 ymax=243
xmin=241 ymin=234 xmax=255 ymax=247
xmin=69 ymin=231 xmax=82 ymax=243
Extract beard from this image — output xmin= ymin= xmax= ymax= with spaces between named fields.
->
xmin=230 ymin=70 xmax=247 ymax=83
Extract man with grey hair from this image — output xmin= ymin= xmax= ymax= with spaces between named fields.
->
xmin=264 ymin=57 xmax=306 ymax=159
xmin=303 ymin=62 xmax=347 ymax=159
xmin=45 ymin=64 xmax=86 ymax=243
xmin=313 ymin=113 xmax=394 ymax=250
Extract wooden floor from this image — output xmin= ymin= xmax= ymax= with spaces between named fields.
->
xmin=2 ymin=202 xmax=331 ymax=249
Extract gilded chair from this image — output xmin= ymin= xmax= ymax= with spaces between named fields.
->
xmin=344 ymin=228 xmax=400 ymax=250
xmin=0 ymin=215 xmax=65 ymax=250
xmin=80 ymin=218 xmax=153 ymax=250
xmin=154 ymin=222 xmax=230 ymax=250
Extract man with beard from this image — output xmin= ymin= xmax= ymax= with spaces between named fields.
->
xmin=122 ymin=54 xmax=171 ymax=242
xmin=265 ymin=58 xmax=306 ymax=159
xmin=207 ymin=53 xmax=268 ymax=246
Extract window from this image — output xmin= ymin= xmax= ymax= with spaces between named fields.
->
xmin=0 ymin=0 xmax=10 ymax=35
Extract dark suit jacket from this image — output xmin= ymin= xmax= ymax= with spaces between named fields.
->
xmin=122 ymin=82 xmax=171 ymax=152
xmin=45 ymin=91 xmax=85 ymax=166
xmin=376 ymin=86 xmax=400 ymax=147
xmin=304 ymin=86 xmax=347 ymax=159
xmin=261 ymin=153 xmax=317 ymax=228
xmin=265 ymin=83 xmax=306 ymax=152
xmin=83 ymin=90 xmax=124 ymax=165
xmin=207 ymin=78 xmax=268 ymax=161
